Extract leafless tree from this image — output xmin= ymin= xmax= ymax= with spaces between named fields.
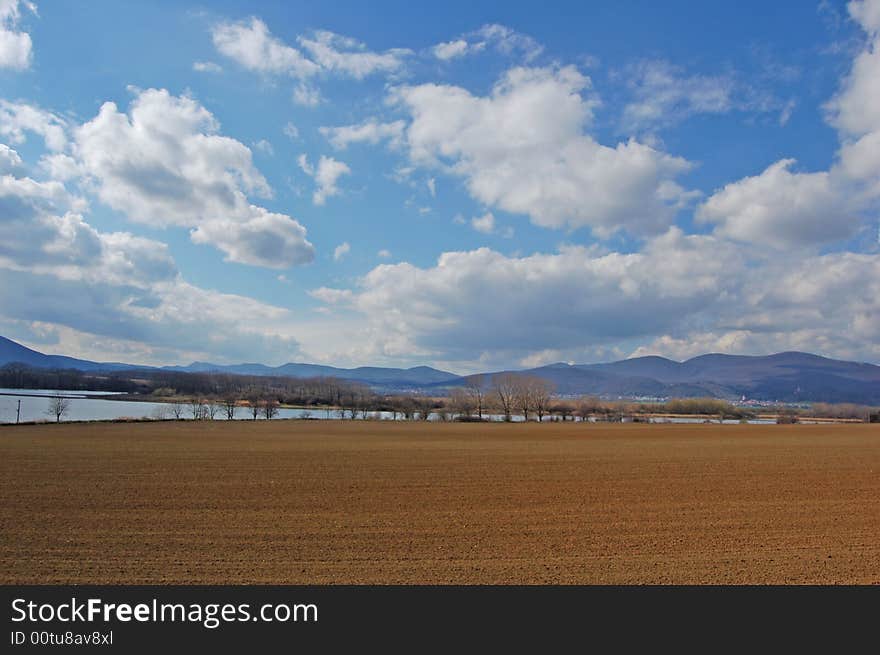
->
xmin=205 ymin=399 xmax=220 ymax=420
xmin=262 ymin=397 xmax=279 ymax=420
xmin=449 ymin=388 xmax=475 ymax=418
xmin=413 ymin=393 xmax=434 ymax=421
xmin=189 ymin=398 xmax=205 ymax=420
xmin=47 ymin=394 xmax=71 ymax=422
xmin=492 ymin=373 xmax=519 ymax=421
xmin=169 ymin=401 xmax=184 ymax=419
xmin=223 ymin=395 xmax=238 ymax=420
xmin=530 ymin=378 xmax=555 ymax=422
xmin=246 ymin=388 xmax=262 ymax=420
xmin=464 ymin=374 xmax=486 ymax=419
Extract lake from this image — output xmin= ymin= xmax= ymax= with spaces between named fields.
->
xmin=0 ymin=389 xmax=777 ymax=424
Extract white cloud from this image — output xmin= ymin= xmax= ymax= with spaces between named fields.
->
xmin=298 ymin=153 xmax=350 ymax=205
xmin=193 ymin=61 xmax=222 ymax=73
xmin=292 ymin=83 xmax=322 ymax=107
xmin=212 ymin=18 xmax=408 ymax=84
xmin=430 ymin=24 xmax=540 ymax=63
xmin=212 ymin=17 xmax=319 ymax=78
xmin=283 ymin=121 xmax=299 ymax=139
xmin=377 ymin=249 xmax=391 ymax=259
xmin=699 ymin=1 xmax=880 ymax=249
xmin=333 ymin=241 xmax=350 ymax=261
xmin=0 ymin=142 xmax=23 ymax=173
xmin=392 ymin=65 xmax=693 ymax=237
xmin=73 ymin=88 xmax=314 ymax=268
xmin=296 ymin=30 xmax=409 ymax=79
xmin=252 ymin=138 xmax=274 ymax=155
xmin=0 ymin=99 xmax=68 ymax=151
xmin=697 ymin=159 xmax=860 ymax=248
xmin=432 ymin=39 xmax=471 ymax=61
xmin=470 ymin=212 xmax=495 ymax=234
xmin=426 ymin=177 xmax=436 ymax=197
xmin=319 ymin=119 xmax=405 ymax=149
xmin=309 ymin=228 xmax=746 ymax=366
xmin=0 ymin=0 xmax=36 ymax=71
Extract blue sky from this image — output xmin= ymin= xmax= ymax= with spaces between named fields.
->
xmin=1 ymin=0 xmax=879 ymax=372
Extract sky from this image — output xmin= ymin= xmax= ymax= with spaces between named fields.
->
xmin=0 ymin=0 xmax=879 ymax=373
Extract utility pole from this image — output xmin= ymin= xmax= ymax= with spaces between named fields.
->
xmin=16 ymin=399 xmax=21 ymax=424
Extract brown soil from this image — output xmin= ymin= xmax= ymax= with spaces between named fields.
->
xmin=1 ymin=421 xmax=878 ymax=584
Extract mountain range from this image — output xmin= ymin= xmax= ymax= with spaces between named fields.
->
xmin=2 ymin=335 xmax=880 ymax=403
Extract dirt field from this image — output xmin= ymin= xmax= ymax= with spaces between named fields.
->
xmin=1 ymin=421 xmax=878 ymax=584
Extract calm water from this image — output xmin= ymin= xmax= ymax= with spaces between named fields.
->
xmin=0 ymin=389 xmax=776 ymax=424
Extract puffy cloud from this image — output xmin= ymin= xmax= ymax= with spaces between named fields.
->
xmin=0 ymin=162 xmax=306 ymax=365
xmin=432 ymin=39 xmax=471 ymax=60
xmin=0 ymin=99 xmax=68 ymax=151
xmin=0 ymin=142 xmax=23 ymax=173
xmin=619 ymin=59 xmax=794 ymax=132
xmin=73 ymin=88 xmax=314 ymax=268
xmin=0 ymin=0 xmax=35 ymax=71
xmin=319 ymin=119 xmax=405 ymax=149
xmin=431 ymin=25 xmax=541 ymax=63
xmin=193 ymin=61 xmax=222 ymax=73
xmin=699 ymin=1 xmax=880 ymax=248
xmin=292 ymin=84 xmax=322 ymax=107
xmin=190 ymin=206 xmax=314 ymax=269
xmin=212 ymin=17 xmax=319 ymax=78
xmin=296 ymin=30 xmax=409 ymax=79
xmin=392 ymin=66 xmax=693 ymax=236
xmin=283 ymin=121 xmax=299 ymax=139
xmin=377 ymin=249 xmax=391 ymax=259
xmin=212 ymin=18 xmax=408 ymax=82
xmin=333 ymin=241 xmax=350 ymax=261
xmin=298 ymin=153 xmax=350 ymax=205
xmin=470 ymin=212 xmax=495 ymax=234
xmin=310 ymin=228 xmax=745 ymax=364
xmin=696 ymin=159 xmax=860 ymax=248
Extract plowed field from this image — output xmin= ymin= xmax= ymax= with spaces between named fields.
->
xmin=1 ymin=421 xmax=878 ymax=584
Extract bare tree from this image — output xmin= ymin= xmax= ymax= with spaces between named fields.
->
xmin=223 ymin=395 xmax=238 ymax=420
xmin=449 ymin=388 xmax=475 ymax=419
xmin=246 ymin=388 xmax=262 ymax=420
xmin=530 ymin=377 xmax=555 ymax=422
xmin=262 ymin=396 xmax=279 ymax=420
xmin=413 ymin=393 xmax=434 ymax=421
xmin=492 ymin=373 xmax=519 ymax=422
xmin=47 ymin=394 xmax=71 ymax=422
xmin=189 ymin=398 xmax=205 ymax=420
xmin=169 ymin=400 xmax=184 ymax=420
xmin=513 ymin=376 xmax=532 ymax=422
xmin=465 ymin=374 xmax=486 ymax=419
xmin=205 ymin=399 xmax=220 ymax=420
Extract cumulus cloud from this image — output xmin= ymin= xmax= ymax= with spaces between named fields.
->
xmin=697 ymin=159 xmax=860 ymax=248
xmin=0 ymin=156 xmax=309 ymax=365
xmin=72 ymin=88 xmax=314 ymax=268
xmin=699 ymin=0 xmax=880 ymax=249
xmin=193 ymin=61 xmax=222 ymax=73
xmin=212 ymin=17 xmax=319 ymax=78
xmin=319 ymin=119 xmax=405 ymax=149
xmin=0 ymin=142 xmax=23 ymax=173
xmin=309 ymin=228 xmax=746 ymax=365
xmin=212 ymin=18 xmax=408 ymax=83
xmin=296 ymin=30 xmax=409 ymax=79
xmin=392 ymin=65 xmax=693 ymax=237
xmin=298 ymin=153 xmax=350 ymax=205
xmin=283 ymin=121 xmax=299 ymax=139
xmin=0 ymin=0 xmax=35 ymax=70
xmin=333 ymin=241 xmax=350 ymax=261
xmin=431 ymin=24 xmax=542 ymax=62
xmin=470 ymin=212 xmax=495 ymax=234
xmin=0 ymin=99 xmax=67 ymax=151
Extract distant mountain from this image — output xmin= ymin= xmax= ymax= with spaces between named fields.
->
xmin=0 ymin=336 xmax=139 ymax=372
xmin=435 ymin=352 xmax=880 ymax=403
xmin=162 ymin=361 xmax=459 ymax=387
xmin=2 ymin=335 xmax=879 ymax=402
xmin=0 ymin=336 xmax=458 ymax=389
